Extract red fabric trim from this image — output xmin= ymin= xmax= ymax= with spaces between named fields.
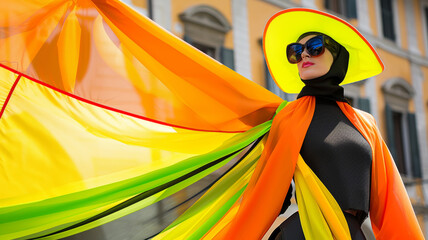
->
xmin=0 ymin=63 xmax=245 ymax=133
xmin=0 ymin=75 xmax=21 ymax=119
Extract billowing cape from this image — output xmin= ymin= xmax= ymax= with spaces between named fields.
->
xmin=0 ymin=0 xmax=423 ymax=239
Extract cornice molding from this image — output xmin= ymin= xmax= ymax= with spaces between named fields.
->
xmin=364 ymin=33 xmax=428 ymax=67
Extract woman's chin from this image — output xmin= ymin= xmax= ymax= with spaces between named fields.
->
xmin=300 ymin=74 xmax=320 ymax=80
xmin=299 ymin=70 xmax=328 ymax=80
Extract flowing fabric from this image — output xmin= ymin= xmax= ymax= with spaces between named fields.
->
xmin=0 ymin=0 xmax=423 ymax=240
xmin=0 ymin=64 xmax=273 ymax=239
xmin=0 ymin=0 xmax=281 ymax=132
xmin=0 ymin=0 xmax=282 ymax=239
xmin=205 ymin=96 xmax=424 ymax=240
xmin=294 ymin=155 xmax=351 ymax=240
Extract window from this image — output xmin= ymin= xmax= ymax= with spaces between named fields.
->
xmin=260 ymin=38 xmax=292 ymax=101
xmin=179 ymin=6 xmax=234 ymax=69
xmin=324 ymin=0 xmax=357 ymax=19
xmin=192 ymin=42 xmax=216 ymax=58
xmin=391 ymin=110 xmax=407 ymax=173
xmin=380 ymin=0 xmax=396 ymax=41
xmin=343 ymin=82 xmax=371 ymax=112
xmin=263 ymin=56 xmax=288 ymax=100
xmin=424 ymin=6 xmax=428 ymax=47
xmin=383 ymin=78 xmax=422 ymax=178
xmin=422 ymin=1 xmax=428 ymax=57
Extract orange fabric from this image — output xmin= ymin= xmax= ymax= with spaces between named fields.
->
xmin=207 ymin=97 xmax=316 ymax=239
xmin=208 ymin=96 xmax=423 ymax=239
xmin=0 ymin=1 xmax=422 ymax=238
xmin=0 ymin=0 xmax=282 ymax=132
xmin=337 ymin=102 xmax=424 ymax=239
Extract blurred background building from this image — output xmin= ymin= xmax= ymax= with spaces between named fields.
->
xmin=67 ymin=0 xmax=428 ymax=239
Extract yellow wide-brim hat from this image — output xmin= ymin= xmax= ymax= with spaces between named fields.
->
xmin=263 ymin=8 xmax=384 ymax=93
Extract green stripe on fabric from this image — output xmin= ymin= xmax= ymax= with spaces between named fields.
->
xmin=162 ymin=137 xmax=263 ymax=232
xmin=145 ymin=136 xmax=264 ymax=240
xmin=1 ymin=121 xmax=271 ymax=240
xmin=188 ymin=186 xmax=246 ymax=239
xmin=30 ymin=149 xmax=243 ymax=239
xmin=157 ymin=137 xmax=264 ymax=239
xmin=29 ymin=151 xmax=243 ymax=240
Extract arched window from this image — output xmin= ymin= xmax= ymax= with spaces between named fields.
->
xmin=383 ymin=78 xmax=421 ymax=178
xmin=179 ymin=5 xmax=234 ymax=69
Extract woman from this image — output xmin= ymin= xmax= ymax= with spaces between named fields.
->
xmin=255 ymin=9 xmax=423 ymax=240
xmin=0 ymin=3 xmax=423 ymax=239
xmin=269 ymin=32 xmax=370 ymax=239
xmin=214 ymin=8 xmax=423 ymax=240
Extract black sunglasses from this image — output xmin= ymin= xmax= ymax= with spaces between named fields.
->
xmin=286 ymin=35 xmax=325 ymax=64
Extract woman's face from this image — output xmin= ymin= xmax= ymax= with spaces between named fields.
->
xmin=297 ymin=35 xmax=334 ymax=80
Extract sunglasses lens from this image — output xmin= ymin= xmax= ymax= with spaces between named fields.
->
xmin=286 ymin=36 xmax=325 ymax=64
xmin=286 ymin=44 xmax=303 ymax=63
xmin=306 ymin=36 xmax=324 ymax=57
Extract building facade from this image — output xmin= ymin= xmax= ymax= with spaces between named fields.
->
xmin=66 ymin=0 xmax=428 ymax=239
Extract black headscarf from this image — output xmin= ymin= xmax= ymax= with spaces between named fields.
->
xmin=296 ymin=32 xmax=350 ymax=102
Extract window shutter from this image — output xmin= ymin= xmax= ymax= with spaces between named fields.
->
xmin=345 ymin=0 xmax=357 ymax=19
xmin=220 ymin=46 xmax=235 ymax=70
xmin=385 ymin=104 xmax=397 ymax=159
xmin=264 ymin=57 xmax=275 ymax=92
xmin=380 ymin=0 xmax=396 ymax=41
xmin=263 ymin=57 xmax=285 ymax=99
xmin=357 ymin=98 xmax=371 ymax=113
xmin=325 ymin=0 xmax=332 ymax=10
xmin=425 ymin=7 xmax=428 ymax=47
xmin=407 ymin=113 xmax=422 ymax=178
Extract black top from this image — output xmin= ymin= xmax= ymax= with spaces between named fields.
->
xmin=280 ymin=98 xmax=372 ymax=222
xmin=301 ymin=97 xmax=372 ymax=214
xmin=280 ymin=33 xmax=372 ymax=224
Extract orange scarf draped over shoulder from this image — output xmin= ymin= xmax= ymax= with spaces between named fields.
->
xmin=210 ymin=96 xmax=423 ymax=240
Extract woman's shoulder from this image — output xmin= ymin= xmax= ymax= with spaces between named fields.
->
xmin=353 ymin=107 xmax=377 ymax=126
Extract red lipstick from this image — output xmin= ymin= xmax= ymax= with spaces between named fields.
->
xmin=302 ymin=61 xmax=314 ymax=68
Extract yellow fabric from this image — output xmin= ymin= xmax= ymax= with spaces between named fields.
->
xmin=202 ymin=203 xmax=240 ymax=239
xmin=0 ymin=2 xmax=421 ymax=239
xmin=0 ymin=66 xmax=19 ymax=109
xmin=295 ymin=155 xmax=351 ymax=240
xmin=0 ymin=71 xmax=245 ymax=208
xmin=1 ymin=1 xmax=281 ymax=238
xmin=57 ymin=5 xmax=80 ymax=92
xmin=154 ymin=137 xmax=266 ymax=239
xmin=0 ymin=0 xmax=282 ymax=132
xmin=263 ymin=8 xmax=384 ymax=93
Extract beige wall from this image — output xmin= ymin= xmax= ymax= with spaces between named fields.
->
xmin=374 ymin=49 xmax=413 ymax=134
xmin=315 ymin=0 xmax=324 ymax=9
xmin=248 ymin=2 xmax=282 ymax=87
xmin=367 ymin=0 xmax=379 ymax=37
xmin=398 ymin=0 xmax=408 ymax=50
xmin=131 ymin=0 xmax=147 ymax=8
xmin=415 ymin=0 xmax=426 ymax=56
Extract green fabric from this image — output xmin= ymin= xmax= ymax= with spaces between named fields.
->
xmin=29 ymin=152 xmax=240 ymax=240
xmin=159 ymin=136 xmax=266 ymax=239
xmin=2 ymin=121 xmax=271 ymax=240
